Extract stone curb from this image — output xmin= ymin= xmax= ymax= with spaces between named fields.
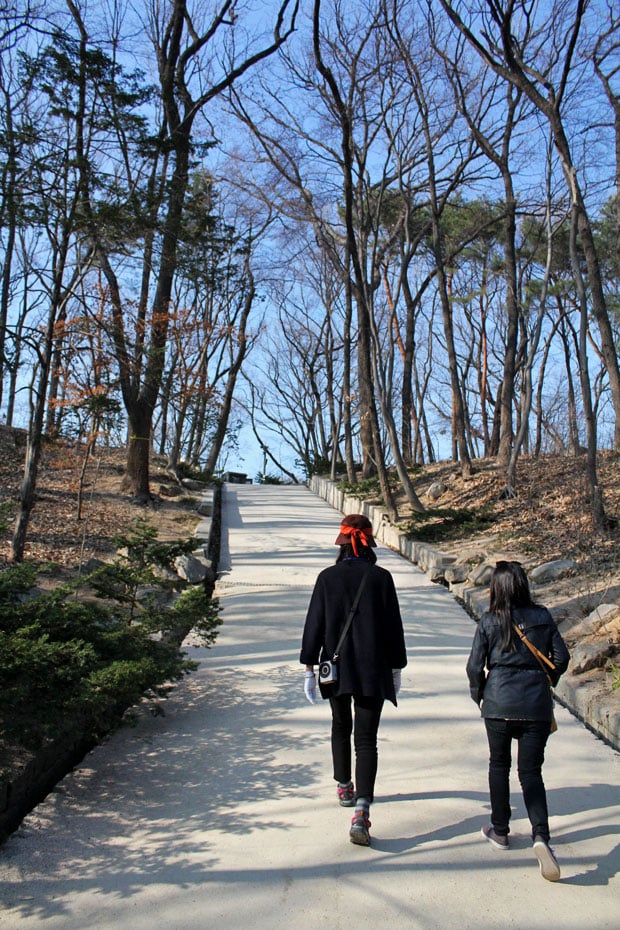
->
xmin=308 ymin=475 xmax=619 ymax=753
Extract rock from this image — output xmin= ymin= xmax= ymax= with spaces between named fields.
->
xmin=158 ymin=484 xmax=182 ymax=497
xmin=136 ymin=585 xmax=174 ymax=608
xmin=602 ymin=614 xmax=620 ymax=637
xmin=468 ymin=563 xmax=494 ymax=586
xmin=454 ymin=548 xmax=485 ymax=566
xmin=192 ymin=552 xmax=215 ymax=580
xmin=586 ymin=603 xmax=620 ymax=624
xmin=81 ymin=558 xmax=108 ymax=574
xmin=427 ymin=481 xmax=448 ymax=500
xmin=444 ymin=564 xmax=470 ymax=584
xmin=429 ymin=566 xmax=448 ymax=584
xmin=530 ymin=559 xmax=579 ymax=584
xmin=461 ymin=584 xmax=490 ymax=617
xmin=196 ymin=500 xmax=213 ymax=516
xmin=174 ymin=554 xmax=208 ymax=584
xmin=571 ymin=603 xmax=619 ymax=639
xmin=152 ymin=565 xmax=180 ymax=583
xmin=181 ymin=478 xmax=208 ymax=491
xmin=571 ymin=641 xmax=615 ymax=674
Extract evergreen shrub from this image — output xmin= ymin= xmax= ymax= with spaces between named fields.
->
xmin=0 ymin=519 xmax=222 ymax=753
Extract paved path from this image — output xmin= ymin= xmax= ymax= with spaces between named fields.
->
xmin=1 ymin=485 xmax=618 ymax=929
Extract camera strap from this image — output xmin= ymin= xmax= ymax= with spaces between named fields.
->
xmin=332 ymin=571 xmax=369 ymax=662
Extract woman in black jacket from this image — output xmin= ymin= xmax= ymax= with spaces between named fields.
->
xmin=300 ymin=514 xmax=407 ymax=847
xmin=467 ymin=561 xmax=570 ymax=881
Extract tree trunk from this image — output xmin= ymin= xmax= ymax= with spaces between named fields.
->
xmin=122 ymin=402 xmax=154 ymax=500
xmin=568 ymin=202 xmax=607 ymax=530
xmin=441 ymin=271 xmax=472 ymax=475
xmin=342 ymin=266 xmax=356 ymax=481
xmin=497 ymin=174 xmax=519 ymax=467
xmin=12 ymin=262 xmax=67 ymax=560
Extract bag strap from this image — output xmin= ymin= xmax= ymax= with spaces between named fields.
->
xmin=332 ymin=571 xmax=369 ymax=661
xmin=512 ymin=622 xmax=555 ymax=683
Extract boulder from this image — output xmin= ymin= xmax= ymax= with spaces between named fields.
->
xmin=158 ymin=484 xmax=182 ymax=497
xmin=571 ymin=641 xmax=615 ymax=675
xmin=136 ymin=584 xmax=174 ymax=608
xmin=468 ymin=563 xmax=494 ymax=586
xmin=427 ymin=480 xmax=448 ymax=500
xmin=152 ymin=565 xmax=180 ymax=584
xmin=444 ymin=564 xmax=470 ymax=585
xmin=174 ymin=554 xmax=208 ymax=584
xmin=585 ymin=603 xmax=620 ymax=625
xmin=455 ymin=549 xmax=484 ymax=566
xmin=181 ymin=478 xmax=208 ymax=491
xmin=81 ymin=558 xmax=108 ymax=574
xmin=602 ymin=613 xmax=620 ymax=637
xmin=530 ymin=559 xmax=578 ymax=584
xmin=570 ymin=603 xmax=619 ymax=639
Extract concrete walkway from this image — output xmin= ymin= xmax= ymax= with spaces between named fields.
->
xmin=0 ymin=484 xmax=618 ymax=929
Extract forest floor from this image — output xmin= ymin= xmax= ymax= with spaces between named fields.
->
xmin=1 ymin=426 xmax=618 ymax=742
xmin=389 ymin=451 xmax=620 ymax=619
xmin=0 ymin=426 xmax=202 ymax=571
xmin=361 ymin=451 xmax=620 ymax=734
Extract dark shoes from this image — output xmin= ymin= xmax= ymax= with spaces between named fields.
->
xmin=480 ymin=824 xmax=560 ymax=881
xmin=533 ymin=836 xmax=561 ymax=881
xmin=337 ymin=782 xmax=355 ymax=807
xmin=481 ymin=824 xmax=509 ymax=850
xmin=349 ymin=811 xmax=371 ymax=846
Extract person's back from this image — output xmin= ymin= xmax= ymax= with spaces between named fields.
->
xmin=469 ymin=603 xmax=568 ymax=721
xmin=466 ymin=561 xmax=569 ymax=881
xmin=303 ymin=558 xmax=405 ymax=703
xmin=300 ymin=513 xmax=407 ymax=846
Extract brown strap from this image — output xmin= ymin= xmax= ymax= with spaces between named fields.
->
xmin=512 ymin=623 xmax=555 ymax=680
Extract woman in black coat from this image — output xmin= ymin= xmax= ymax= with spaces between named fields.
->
xmin=467 ymin=561 xmax=569 ymax=881
xmin=300 ymin=513 xmax=407 ymax=847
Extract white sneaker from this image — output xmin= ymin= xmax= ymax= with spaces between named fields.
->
xmin=533 ymin=836 xmax=561 ymax=881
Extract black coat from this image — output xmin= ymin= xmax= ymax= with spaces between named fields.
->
xmin=466 ymin=605 xmax=570 ymax=721
xmin=300 ymin=557 xmax=407 ymax=705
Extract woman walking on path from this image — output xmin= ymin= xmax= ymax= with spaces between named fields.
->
xmin=300 ymin=514 xmax=407 ymax=847
xmin=467 ymin=560 xmax=570 ymax=881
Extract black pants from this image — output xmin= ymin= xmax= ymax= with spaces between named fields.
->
xmin=484 ymin=718 xmax=552 ymax=842
xmin=329 ymin=693 xmax=384 ymax=803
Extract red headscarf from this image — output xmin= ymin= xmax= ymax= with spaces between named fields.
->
xmin=337 ymin=523 xmax=373 ymax=556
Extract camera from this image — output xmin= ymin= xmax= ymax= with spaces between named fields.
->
xmin=319 ymin=659 xmax=338 ymax=685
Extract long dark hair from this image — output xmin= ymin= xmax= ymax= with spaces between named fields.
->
xmin=489 ymin=561 xmax=535 ymax=651
xmin=336 ymin=543 xmax=377 ymax=564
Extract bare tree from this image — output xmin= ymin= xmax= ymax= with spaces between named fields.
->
xmin=79 ymin=0 xmax=299 ymax=499
xmin=440 ymin=0 xmax=620 ymax=454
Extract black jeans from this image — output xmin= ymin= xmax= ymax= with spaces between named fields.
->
xmin=484 ymin=717 xmax=552 ymax=842
xmin=329 ymin=693 xmax=384 ymax=803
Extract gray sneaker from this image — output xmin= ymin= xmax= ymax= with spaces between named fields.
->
xmin=481 ymin=824 xmax=509 ymax=850
xmin=337 ymin=782 xmax=355 ymax=807
xmin=349 ymin=811 xmax=371 ymax=846
xmin=533 ymin=836 xmax=561 ymax=881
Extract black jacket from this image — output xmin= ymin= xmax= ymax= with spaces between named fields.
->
xmin=466 ymin=605 xmax=570 ymax=721
xmin=300 ymin=558 xmax=407 ymax=705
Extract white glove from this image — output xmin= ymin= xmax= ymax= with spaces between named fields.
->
xmin=392 ymin=669 xmax=402 ymax=696
xmin=304 ymin=670 xmax=317 ymax=704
